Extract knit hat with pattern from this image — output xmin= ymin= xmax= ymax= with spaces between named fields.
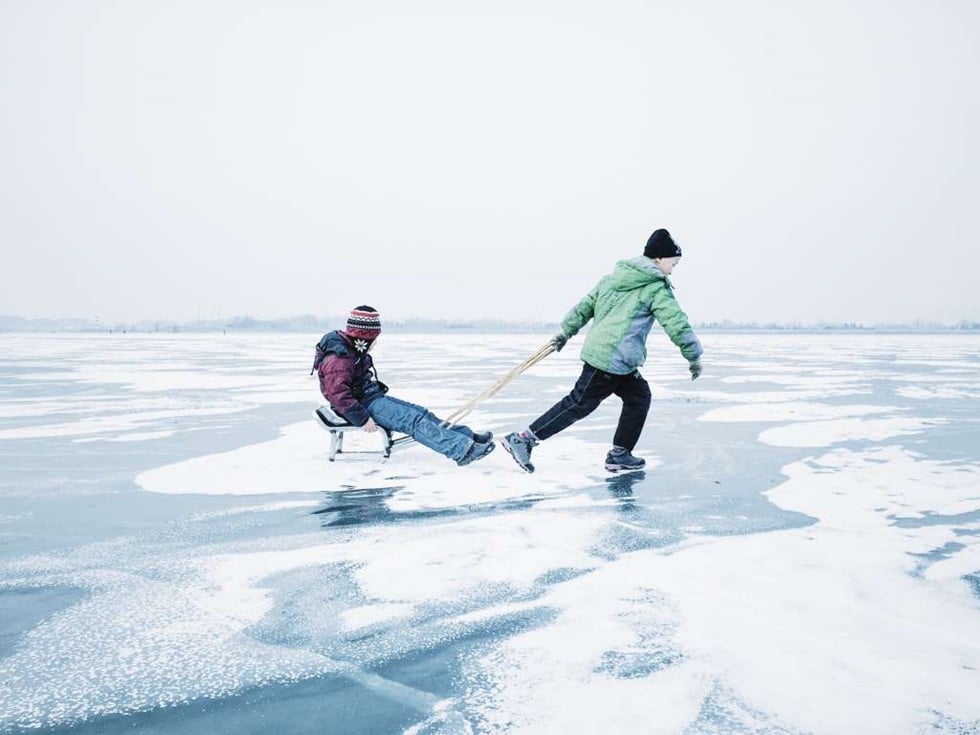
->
xmin=345 ymin=305 xmax=381 ymax=340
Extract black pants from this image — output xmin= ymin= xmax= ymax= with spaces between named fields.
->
xmin=530 ymin=363 xmax=651 ymax=451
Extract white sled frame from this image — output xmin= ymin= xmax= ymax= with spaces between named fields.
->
xmin=313 ymin=405 xmax=396 ymax=461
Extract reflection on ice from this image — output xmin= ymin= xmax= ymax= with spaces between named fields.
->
xmin=603 ymin=469 xmax=648 ymax=507
xmin=313 ymin=486 xmax=554 ymax=528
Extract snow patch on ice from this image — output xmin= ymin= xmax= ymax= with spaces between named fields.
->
xmin=759 ymin=416 xmax=946 ymax=447
xmin=0 ymin=405 xmax=251 ymax=440
xmin=463 ymin=446 xmax=980 ymax=734
xmin=106 ymin=430 xmax=178 ymax=442
xmin=186 ymin=501 xmax=320 ymax=521
xmin=698 ymin=402 xmax=898 ymax=423
xmin=896 ymin=385 xmax=980 ymax=400
xmin=340 ymin=603 xmax=416 ymax=632
xmin=136 ymin=422 xmax=614 ymax=513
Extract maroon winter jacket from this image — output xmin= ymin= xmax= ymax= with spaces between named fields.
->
xmin=316 ymin=331 xmax=387 ymax=426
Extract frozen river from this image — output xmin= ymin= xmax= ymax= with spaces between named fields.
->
xmin=1 ymin=331 xmax=978 ymax=734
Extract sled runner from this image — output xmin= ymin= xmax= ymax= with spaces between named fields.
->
xmin=313 ymin=404 xmax=394 ymax=461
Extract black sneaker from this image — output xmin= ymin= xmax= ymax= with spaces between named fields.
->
xmin=457 ymin=439 xmax=496 ymax=466
xmin=502 ymin=432 xmax=537 ymax=473
xmin=472 ymin=430 xmax=494 ymax=443
xmin=605 ymin=448 xmax=645 ymax=473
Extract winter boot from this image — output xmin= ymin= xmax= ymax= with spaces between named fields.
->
xmin=458 ymin=439 xmax=496 ymax=466
xmin=604 ymin=446 xmax=646 ymax=473
xmin=502 ymin=431 xmax=537 ymax=473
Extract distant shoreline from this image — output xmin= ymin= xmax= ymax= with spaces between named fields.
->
xmin=1 ymin=317 xmax=978 ymax=336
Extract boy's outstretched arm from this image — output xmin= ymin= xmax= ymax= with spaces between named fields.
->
xmin=650 ymin=284 xmax=703 ymax=369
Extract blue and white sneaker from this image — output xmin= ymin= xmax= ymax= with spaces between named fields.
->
xmin=502 ymin=431 xmax=537 ymax=473
xmin=457 ymin=439 xmax=496 ymax=466
xmin=604 ymin=447 xmax=646 ymax=473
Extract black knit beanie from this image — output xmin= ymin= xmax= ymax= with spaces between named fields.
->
xmin=644 ymin=229 xmax=682 ymax=259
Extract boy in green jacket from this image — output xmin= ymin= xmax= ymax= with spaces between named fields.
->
xmin=502 ymin=229 xmax=703 ymax=473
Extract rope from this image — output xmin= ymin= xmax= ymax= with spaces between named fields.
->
xmin=388 ymin=341 xmax=556 ymax=451
xmin=442 ymin=342 xmax=554 ymax=426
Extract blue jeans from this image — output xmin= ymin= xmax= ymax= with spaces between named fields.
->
xmin=366 ymin=395 xmax=475 ymax=462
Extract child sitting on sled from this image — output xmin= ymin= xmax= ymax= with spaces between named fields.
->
xmin=314 ymin=306 xmax=496 ymax=466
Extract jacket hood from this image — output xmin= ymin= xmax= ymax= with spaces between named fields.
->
xmin=311 ymin=330 xmax=353 ymax=374
xmin=321 ymin=330 xmax=352 ymax=357
xmin=609 ymin=257 xmax=668 ymax=292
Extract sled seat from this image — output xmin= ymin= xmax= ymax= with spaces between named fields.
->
xmin=314 ymin=405 xmax=393 ymax=461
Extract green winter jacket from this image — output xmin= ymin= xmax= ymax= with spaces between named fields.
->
xmin=559 ymin=257 xmax=702 ymax=375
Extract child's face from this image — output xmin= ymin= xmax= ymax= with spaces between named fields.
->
xmin=654 ymin=256 xmax=681 ymax=275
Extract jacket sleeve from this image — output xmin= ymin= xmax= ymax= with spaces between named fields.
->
xmin=650 ymin=282 xmax=703 ymax=362
xmin=318 ymin=355 xmax=371 ymax=426
xmin=559 ymin=285 xmax=599 ymax=338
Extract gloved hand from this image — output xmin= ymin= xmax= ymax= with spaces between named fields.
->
xmin=549 ymin=333 xmax=568 ymax=352
xmin=688 ymin=359 xmax=702 ymax=380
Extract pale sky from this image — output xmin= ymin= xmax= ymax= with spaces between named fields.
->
xmin=2 ymin=0 xmax=978 ymax=325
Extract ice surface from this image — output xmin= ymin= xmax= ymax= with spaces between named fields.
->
xmin=1 ymin=332 xmax=979 ymax=734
